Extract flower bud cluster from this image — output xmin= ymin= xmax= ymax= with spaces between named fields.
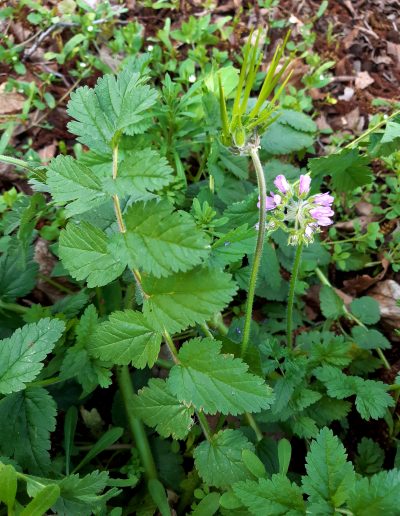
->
xmin=257 ymin=174 xmax=334 ymax=245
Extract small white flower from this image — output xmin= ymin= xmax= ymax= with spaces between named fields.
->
xmin=188 ymin=74 xmax=196 ymax=83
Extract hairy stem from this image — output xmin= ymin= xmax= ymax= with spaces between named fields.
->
xmin=241 ymin=146 xmax=267 ymax=358
xmin=315 ymin=267 xmax=390 ymax=370
xmin=287 ymin=242 xmax=303 ymax=350
xmin=117 ymin=366 xmax=158 ymax=480
xmin=0 ymin=154 xmax=36 ymax=173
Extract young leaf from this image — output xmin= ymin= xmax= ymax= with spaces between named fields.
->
xmin=167 ymin=338 xmax=273 ymax=415
xmin=193 ymin=429 xmax=254 ymax=488
xmin=233 ymin=475 xmax=306 ymax=516
xmin=20 ymin=484 xmax=60 ymax=516
xmin=118 ymin=200 xmax=210 ymax=277
xmin=59 ymin=222 xmax=125 ymax=288
xmin=133 ymin=379 xmax=194 ymax=440
xmin=302 ymin=427 xmax=355 ymax=513
xmin=0 ymin=318 xmax=65 ymax=394
xmin=355 ymin=438 xmax=384 ymax=476
xmin=0 ymin=249 xmax=38 ymax=302
xmin=142 ymin=268 xmax=237 ymax=333
xmin=349 ymin=296 xmax=380 ymax=325
xmin=47 ymin=156 xmax=106 ymax=217
xmin=88 ymin=310 xmax=162 ymax=368
xmin=67 ymin=69 xmax=158 ymax=152
xmin=0 ymin=463 xmax=17 ymax=512
xmin=309 ymin=148 xmax=372 ymax=193
xmin=348 ymin=469 xmax=400 ymax=516
xmin=0 ymin=387 xmax=57 ymax=474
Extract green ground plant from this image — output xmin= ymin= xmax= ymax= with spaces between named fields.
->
xmin=0 ymin=7 xmax=400 ymax=516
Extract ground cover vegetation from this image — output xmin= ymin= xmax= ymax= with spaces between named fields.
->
xmin=0 ymin=0 xmax=400 ymax=514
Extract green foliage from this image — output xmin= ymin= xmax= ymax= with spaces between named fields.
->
xmin=319 ymin=285 xmax=344 ymax=319
xmin=0 ymin=318 xmax=65 ymax=394
xmin=89 ymin=309 xmax=162 ymax=368
xmin=133 ymin=379 xmax=194 ymax=440
xmin=309 ymin=148 xmax=372 ymax=193
xmin=233 ymin=475 xmax=306 ymax=515
xmin=0 ymin=387 xmax=56 ymax=474
xmin=302 ymin=427 xmax=355 ymax=513
xmin=350 ymin=296 xmax=380 ymax=325
xmin=194 ymin=429 xmax=254 ymax=488
xmin=167 ymin=338 xmax=273 ymax=415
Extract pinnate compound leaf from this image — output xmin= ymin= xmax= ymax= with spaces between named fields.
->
xmin=302 ymin=427 xmax=355 ymax=513
xmin=47 ymin=156 xmax=106 ymax=217
xmin=88 ymin=310 xmax=162 ymax=368
xmin=143 ymin=268 xmax=237 ymax=333
xmin=233 ymin=475 xmax=306 ymax=516
xmin=119 ymin=200 xmax=210 ymax=277
xmin=314 ymin=365 xmax=394 ymax=420
xmin=59 ymin=222 xmax=125 ymax=288
xmin=67 ymin=69 xmax=158 ymax=152
xmin=0 ymin=318 xmax=65 ymax=394
xmin=309 ymin=148 xmax=372 ymax=193
xmin=193 ymin=429 xmax=254 ymax=488
xmin=167 ymin=338 xmax=273 ymax=415
xmin=347 ymin=469 xmax=400 ymax=516
xmin=133 ymin=379 xmax=194 ymax=439
xmin=0 ymin=387 xmax=56 ymax=474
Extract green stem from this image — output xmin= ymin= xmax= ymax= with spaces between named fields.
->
xmin=117 ymin=366 xmax=158 ymax=480
xmin=38 ymin=273 xmax=74 ymax=294
xmin=0 ymin=299 xmax=29 ymax=314
xmin=287 ymin=242 xmax=303 ymax=350
xmin=315 ymin=267 xmax=390 ymax=370
xmin=241 ymin=146 xmax=267 ymax=358
xmin=245 ymin=413 xmax=263 ymax=442
xmin=0 ymin=154 xmax=36 ymax=173
xmin=197 ymin=411 xmax=212 ymax=441
xmin=344 ymin=109 xmax=400 ymax=150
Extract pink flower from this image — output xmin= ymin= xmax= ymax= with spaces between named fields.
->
xmin=258 ymin=194 xmax=280 ymax=211
xmin=299 ymin=174 xmax=311 ymax=195
xmin=310 ymin=206 xmax=334 ymax=226
xmin=274 ymin=175 xmax=290 ymax=194
xmin=313 ymin=192 xmax=334 ymax=208
xmin=304 ymin=223 xmax=318 ymax=240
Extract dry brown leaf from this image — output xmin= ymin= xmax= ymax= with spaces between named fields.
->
xmin=387 ymin=42 xmax=400 ymax=64
xmin=334 ymin=215 xmax=379 ymax=232
xmin=0 ymin=83 xmax=25 ymax=115
xmin=342 ymin=259 xmax=389 ymax=296
xmin=38 ymin=141 xmax=57 ymax=163
xmin=369 ymin=280 xmax=400 ymax=329
xmin=355 ymin=71 xmax=375 ymax=89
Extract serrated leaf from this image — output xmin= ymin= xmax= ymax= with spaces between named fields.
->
xmin=133 ymin=378 xmax=194 ymax=439
xmin=306 ymin=397 xmax=351 ymax=426
xmin=355 ymin=438 xmax=384 ymax=475
xmin=0 ymin=387 xmax=56 ymax=474
xmin=309 ymin=148 xmax=372 ymax=193
xmin=21 ymin=484 xmax=60 ymax=516
xmin=118 ymin=200 xmax=210 ymax=277
xmin=88 ymin=309 xmax=162 ymax=368
xmin=298 ymin=331 xmax=352 ymax=367
xmin=117 ymin=148 xmax=174 ymax=196
xmin=47 ymin=156 xmax=106 ymax=217
xmin=314 ymin=365 xmax=394 ymax=420
xmin=0 ymin=318 xmax=65 ymax=394
xmin=352 ymin=326 xmax=390 ymax=350
xmin=233 ymin=475 xmax=306 ymax=516
xmin=261 ymin=122 xmax=314 ymax=155
xmin=278 ymin=109 xmax=317 ymax=133
xmin=302 ymin=427 xmax=355 ymax=512
xmin=167 ymin=338 xmax=273 ymax=415
xmin=67 ymin=69 xmax=158 ymax=152
xmin=348 ymin=469 xmax=400 ymax=516
xmin=142 ymin=268 xmax=237 ymax=333
xmin=222 ymin=193 xmax=258 ymax=231
xmin=59 ymin=222 xmax=125 ymax=288
xmin=211 ymin=225 xmax=255 ymax=267
xmin=0 ymin=249 xmax=38 ymax=302
xmin=350 ymin=296 xmax=380 ymax=325
xmin=292 ymin=416 xmax=318 ymax=439
xmin=26 ymin=470 xmax=118 ymax=516
xmin=319 ymin=285 xmax=344 ymax=319
xmin=194 ymin=429 xmax=254 ymax=488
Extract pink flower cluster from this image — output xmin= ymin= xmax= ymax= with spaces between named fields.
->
xmin=256 ymin=173 xmax=335 ymax=244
